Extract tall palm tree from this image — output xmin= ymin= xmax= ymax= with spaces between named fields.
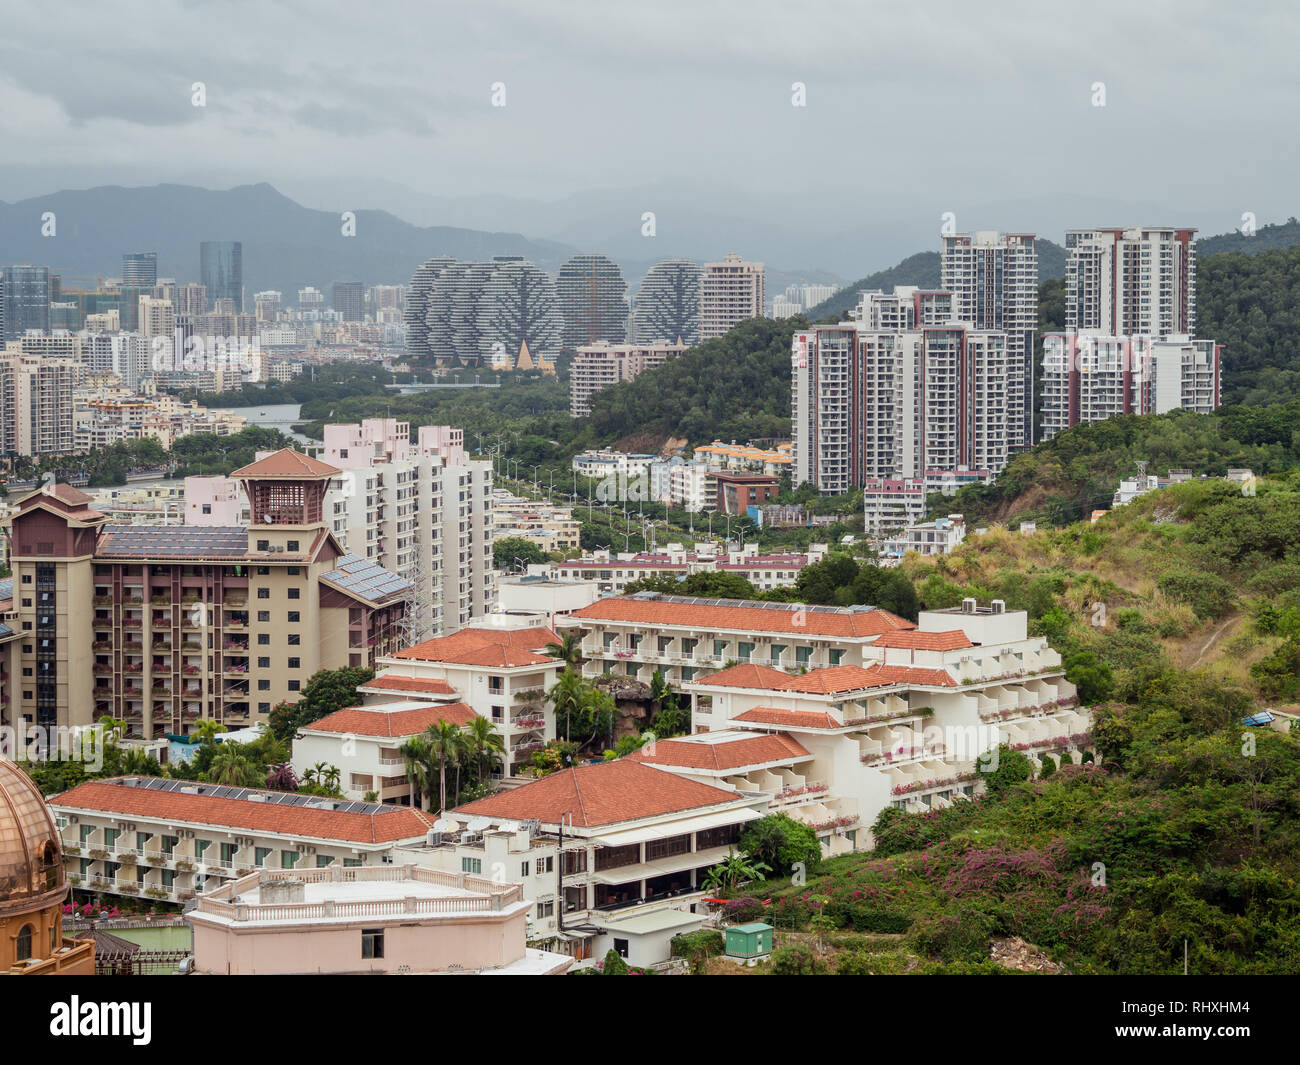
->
xmin=399 ymin=736 xmax=433 ymax=810
xmin=547 ymin=670 xmax=587 ymax=742
xmin=465 ymin=716 xmax=504 ymax=786
xmin=544 ymin=632 xmax=583 ymax=672
xmin=424 ymin=720 xmax=463 ymax=813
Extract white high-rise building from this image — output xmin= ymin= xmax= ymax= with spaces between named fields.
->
xmin=793 ymin=324 xmax=1010 ymax=494
xmin=700 ymin=254 xmax=765 ymax=340
xmin=940 ymin=232 xmax=1037 ymax=451
xmin=321 ymin=420 xmax=495 ymax=637
xmin=1040 ymin=331 xmax=1220 ymax=441
xmin=1064 ymin=227 xmax=1197 ymax=339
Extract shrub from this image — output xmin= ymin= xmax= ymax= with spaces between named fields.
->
xmin=1156 ymin=570 xmax=1237 ymax=621
xmin=722 ymin=897 xmax=766 ymax=923
xmin=769 ymin=942 xmax=823 ymax=975
xmin=836 ymin=951 xmax=875 ymax=975
xmin=599 ymin=949 xmax=629 ymax=975
xmin=739 ymin=813 xmax=821 ymax=879
xmin=670 ymin=929 xmax=724 ymax=971
xmin=1039 ymin=754 xmax=1057 ymax=778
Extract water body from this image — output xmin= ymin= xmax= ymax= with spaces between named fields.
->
xmin=216 ymin=403 xmax=317 ymax=445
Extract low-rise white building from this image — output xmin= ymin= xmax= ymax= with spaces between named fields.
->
xmin=880 ymin=514 xmax=966 ymax=563
xmin=400 ymin=758 xmax=768 ymax=968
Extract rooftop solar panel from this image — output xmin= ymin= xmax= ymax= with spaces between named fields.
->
xmin=121 ymin=774 xmax=392 ymax=814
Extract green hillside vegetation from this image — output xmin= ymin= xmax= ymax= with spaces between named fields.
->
xmin=939 ymin=399 xmax=1300 ymax=527
xmin=696 ymin=476 xmax=1300 ymax=974
xmin=1198 ymin=217 xmax=1300 ymax=257
xmin=1197 ymin=243 xmax=1300 ymax=403
xmin=583 ymin=316 xmax=803 ymax=446
xmin=808 ymin=239 xmax=1065 ymax=321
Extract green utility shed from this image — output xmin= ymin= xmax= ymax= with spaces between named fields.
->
xmin=725 ymin=922 xmax=774 ymax=959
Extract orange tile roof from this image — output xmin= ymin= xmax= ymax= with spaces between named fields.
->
xmin=700 ymin=662 xmax=956 ymax=694
xmin=51 ymin=779 xmax=435 ymax=844
xmin=452 ymin=760 xmax=742 ymax=828
xmin=360 ymin=674 xmax=459 ymax=697
xmin=567 ymin=596 xmax=914 ymax=638
xmin=393 ymin=626 xmax=560 ymax=667
xmin=629 ymin=733 xmax=809 ymax=771
xmin=303 ymin=702 xmax=479 ymax=737
xmin=231 ymin=448 xmax=341 ymax=479
xmin=733 ymin=707 xmax=843 ymax=729
xmin=872 ymin=629 xmax=973 ymax=651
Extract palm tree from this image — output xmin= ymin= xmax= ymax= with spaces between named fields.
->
xmin=547 ymin=670 xmax=587 ymax=742
xmin=424 ymin=720 xmax=463 ymax=813
xmin=544 ymin=632 xmax=583 ymax=672
xmin=702 ymin=849 xmax=771 ymax=895
xmin=191 ymin=719 xmax=228 ymax=746
xmin=399 ymin=736 xmax=433 ymax=810
xmin=204 ymin=744 xmax=262 ymax=788
xmin=465 ymin=716 xmax=504 ymax=786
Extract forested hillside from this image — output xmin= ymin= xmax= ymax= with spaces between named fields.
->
xmin=1198 ymin=243 xmax=1300 ymax=403
xmin=583 ymin=315 xmax=805 ymax=446
xmin=940 ymin=399 xmax=1300 ymax=526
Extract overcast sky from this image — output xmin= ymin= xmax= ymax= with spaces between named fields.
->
xmin=1 ymin=0 xmax=1295 ymax=274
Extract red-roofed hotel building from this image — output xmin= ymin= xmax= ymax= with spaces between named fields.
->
xmin=671 ymin=598 xmax=1090 ymax=853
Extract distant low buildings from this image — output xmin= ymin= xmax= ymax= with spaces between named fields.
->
xmin=548 ymin=543 xmax=828 ymax=596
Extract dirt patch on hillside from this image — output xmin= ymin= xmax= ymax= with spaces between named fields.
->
xmin=990 ymin=936 xmax=1066 ymax=973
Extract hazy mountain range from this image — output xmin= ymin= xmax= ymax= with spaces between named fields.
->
xmin=0 ymin=179 xmax=1267 ymax=303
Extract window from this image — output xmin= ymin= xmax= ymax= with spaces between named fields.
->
xmin=258 ymin=634 xmax=270 ymax=645
xmin=287 ymin=540 xmax=300 ymax=552
xmin=343 ymin=858 xmax=363 ymax=867
xmin=287 ymin=611 xmax=300 ymax=623
xmin=255 ymin=847 xmax=272 ymax=866
xmin=136 ymin=832 xmax=149 ymax=851
xmin=521 ymin=861 xmax=531 ymax=879
xmin=288 ymin=680 xmax=300 ymax=692
xmin=258 ymin=679 xmax=270 ymax=691
xmin=286 ymin=566 xmax=300 ymax=576
xmin=195 ymin=839 xmax=210 ymax=858
xmin=16 ymin=924 xmax=32 ymax=962
xmin=104 ymin=827 xmax=119 ymax=849
xmin=257 ymin=610 xmax=270 ymax=622
xmin=361 ymin=928 xmax=384 ymax=959
xmin=613 ymin=937 xmax=629 ymax=959
xmin=535 ymin=856 xmax=553 ymax=874
xmin=256 ymin=540 xmax=269 ymax=552
xmin=461 ymin=857 xmax=482 ymax=874
xmin=220 ymin=843 xmax=236 ymax=864
xmin=282 ymin=851 xmax=300 ymax=868
xmin=257 ymin=588 xmax=269 ymax=599
xmin=288 ymin=634 xmax=300 ymax=646
xmin=288 ymin=657 xmax=300 ymax=669
xmin=202 ymin=505 xmax=212 ymax=515
xmin=491 ymin=705 xmax=503 ymax=722
xmin=317 ymin=855 xmax=333 ymax=868
xmin=829 ymin=649 xmax=844 ymax=666
xmin=258 ymin=702 xmax=271 ymax=713
xmin=258 ymin=657 xmax=270 ymax=668
xmin=288 ymin=588 xmax=300 ymax=600
xmin=536 ymin=899 xmax=554 ymax=919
